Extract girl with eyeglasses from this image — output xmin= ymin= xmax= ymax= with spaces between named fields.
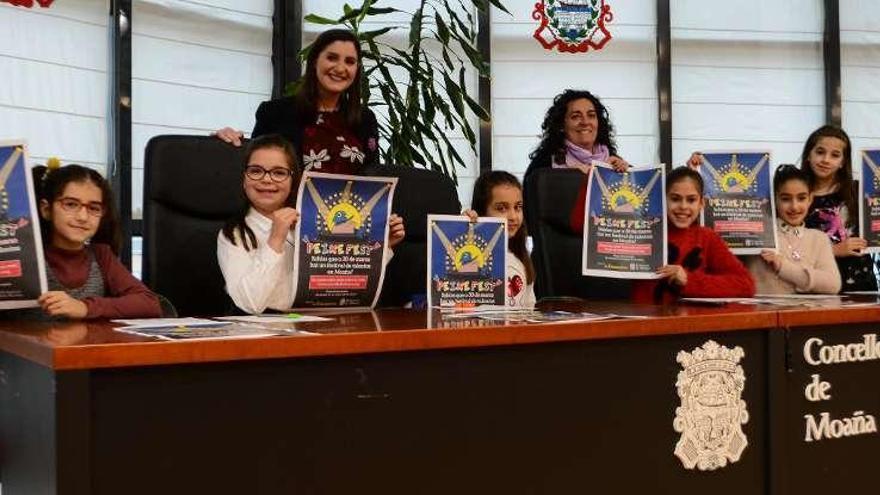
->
xmin=218 ymin=134 xmax=405 ymax=314
xmin=30 ymin=162 xmax=161 ymax=319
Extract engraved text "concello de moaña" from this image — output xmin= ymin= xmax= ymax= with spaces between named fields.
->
xmin=803 ymin=334 xmax=880 ymax=366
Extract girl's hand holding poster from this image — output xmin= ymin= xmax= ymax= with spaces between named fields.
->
xmin=0 ymin=141 xmax=48 ymax=309
xmin=860 ymin=149 xmax=880 ymax=253
xmin=427 ymin=215 xmax=507 ymax=307
xmin=582 ymin=163 xmax=666 ymax=279
xmin=292 ymin=171 xmax=396 ymax=308
xmin=698 ymin=151 xmax=776 ymax=253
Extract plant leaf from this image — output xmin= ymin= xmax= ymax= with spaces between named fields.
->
xmin=435 ymin=13 xmax=450 ymax=44
xmin=443 ymin=74 xmax=465 ymax=116
xmin=409 ymin=5 xmax=424 ymax=49
xmin=303 ymin=14 xmax=339 ymax=25
xmin=360 ymin=26 xmax=395 ymax=42
xmin=367 ymin=7 xmax=399 ymax=15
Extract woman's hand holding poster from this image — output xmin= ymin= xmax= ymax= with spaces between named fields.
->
xmin=698 ymin=151 xmax=776 ymax=254
xmin=860 ymin=149 xmax=880 ymax=253
xmin=292 ymin=172 xmax=396 ymax=308
xmin=582 ymin=163 xmax=666 ymax=279
xmin=427 ymin=215 xmax=507 ymax=307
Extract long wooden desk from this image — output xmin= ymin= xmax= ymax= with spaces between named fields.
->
xmin=0 ymin=301 xmax=878 ymax=494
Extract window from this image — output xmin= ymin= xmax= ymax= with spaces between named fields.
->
xmin=131 ymin=0 xmax=273 ymax=219
xmin=841 ymin=0 xmax=880 ymax=178
xmin=1 ymin=0 xmax=110 ymax=172
xmin=671 ymin=0 xmax=825 ymax=167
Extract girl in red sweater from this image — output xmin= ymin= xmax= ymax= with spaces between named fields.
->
xmin=632 ymin=167 xmax=755 ymax=303
xmin=32 ymin=162 xmax=161 ymax=319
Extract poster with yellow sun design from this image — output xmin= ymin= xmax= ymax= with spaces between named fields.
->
xmin=0 ymin=141 xmax=48 ymax=309
xmin=698 ymin=151 xmax=776 ymax=254
xmin=583 ymin=163 xmax=666 ymax=278
xmin=860 ymin=149 xmax=880 ymax=253
xmin=427 ymin=214 xmax=507 ymax=307
xmin=292 ymin=171 xmax=397 ymax=308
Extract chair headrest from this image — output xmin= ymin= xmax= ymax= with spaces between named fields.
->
xmin=145 ymin=135 xmax=247 ymax=218
xmin=361 ymin=164 xmax=461 ymax=241
xmin=524 ymin=168 xmax=587 ymax=234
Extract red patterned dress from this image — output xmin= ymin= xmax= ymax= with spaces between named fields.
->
xmin=300 ymin=111 xmax=370 ymax=175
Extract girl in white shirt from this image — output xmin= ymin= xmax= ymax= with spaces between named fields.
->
xmin=466 ymin=171 xmax=536 ymax=308
xmin=217 ymin=134 xmax=404 ymax=313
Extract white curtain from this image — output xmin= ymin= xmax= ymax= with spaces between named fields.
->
xmin=0 ymin=0 xmax=110 ymax=172
xmin=841 ymin=0 xmax=880 ymax=179
xmin=671 ymin=0 xmax=825 ymax=168
xmin=132 ymin=0 xmax=273 ymax=218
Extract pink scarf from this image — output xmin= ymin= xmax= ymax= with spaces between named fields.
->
xmin=553 ymin=140 xmax=610 ymax=168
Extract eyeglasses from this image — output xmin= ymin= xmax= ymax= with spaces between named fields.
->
xmin=56 ymin=197 xmax=104 ymax=217
xmin=245 ymin=165 xmax=293 ymax=183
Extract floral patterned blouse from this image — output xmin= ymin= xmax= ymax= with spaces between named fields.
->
xmin=806 ymin=188 xmax=878 ymax=291
xmin=300 ymin=110 xmax=367 ymax=175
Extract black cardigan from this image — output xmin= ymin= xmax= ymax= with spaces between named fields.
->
xmin=251 ymin=96 xmax=380 ymax=166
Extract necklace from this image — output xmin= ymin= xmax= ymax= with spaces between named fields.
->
xmin=779 ymin=221 xmax=805 ymax=261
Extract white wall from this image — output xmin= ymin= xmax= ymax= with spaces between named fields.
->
xmin=0 ymin=0 xmax=109 ymax=172
xmin=131 ymin=0 xmax=273 ymax=218
xmin=491 ymin=0 xmax=659 ymax=190
xmin=842 ymin=0 xmax=880 ymax=178
xmin=671 ymin=0 xmax=825 ymax=169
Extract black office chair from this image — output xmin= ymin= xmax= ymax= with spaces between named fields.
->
xmin=361 ymin=164 xmax=462 ymax=307
xmin=142 ymin=135 xmax=245 ymax=316
xmin=524 ymin=168 xmax=631 ymax=300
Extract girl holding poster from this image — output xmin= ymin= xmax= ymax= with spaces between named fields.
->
xmin=746 ymin=165 xmax=840 ymax=294
xmin=632 ymin=168 xmax=754 ymax=304
xmin=799 ymin=126 xmax=877 ymax=292
xmin=464 ymin=171 xmax=536 ymax=308
xmin=690 ymin=125 xmax=878 ymax=291
xmin=31 ymin=162 xmax=161 ymax=319
xmin=218 ymin=135 xmax=405 ymax=314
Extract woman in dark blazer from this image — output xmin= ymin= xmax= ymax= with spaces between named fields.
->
xmin=215 ymin=29 xmax=379 ymax=174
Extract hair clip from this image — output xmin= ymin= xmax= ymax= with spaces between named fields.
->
xmin=42 ymin=157 xmax=61 ymax=182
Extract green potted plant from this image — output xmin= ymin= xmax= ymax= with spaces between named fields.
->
xmin=301 ymin=0 xmax=509 ymax=182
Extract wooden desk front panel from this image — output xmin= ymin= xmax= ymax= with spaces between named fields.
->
xmin=780 ymin=321 xmax=880 ymax=495
xmin=80 ymin=330 xmax=769 ymax=495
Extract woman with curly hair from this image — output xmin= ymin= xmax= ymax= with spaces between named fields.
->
xmin=526 ymin=89 xmax=629 ymax=232
xmin=525 ymin=89 xmax=627 ymax=177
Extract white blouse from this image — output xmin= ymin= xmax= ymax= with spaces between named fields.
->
xmin=217 ymin=208 xmax=296 ymax=314
xmin=507 ymin=251 xmax=536 ymax=309
xmin=217 ymin=207 xmax=395 ymax=314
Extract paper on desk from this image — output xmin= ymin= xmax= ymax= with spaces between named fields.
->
xmin=111 ymin=317 xmax=223 ymax=329
xmin=216 ymin=315 xmax=332 ymax=324
xmin=680 ymin=297 xmax=755 ymax=305
xmin=754 ymin=294 xmax=842 ymax=299
xmin=114 ymin=323 xmax=297 ymax=341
